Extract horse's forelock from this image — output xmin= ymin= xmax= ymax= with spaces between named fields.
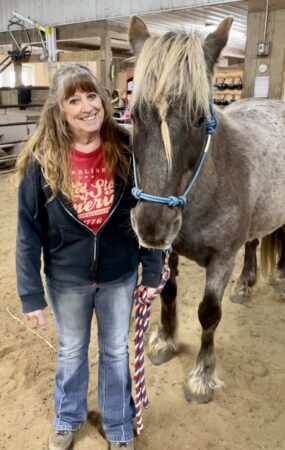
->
xmin=157 ymin=98 xmax=172 ymax=170
xmin=132 ymin=30 xmax=211 ymax=121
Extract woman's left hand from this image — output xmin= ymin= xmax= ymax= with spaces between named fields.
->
xmin=136 ymin=285 xmax=157 ymax=297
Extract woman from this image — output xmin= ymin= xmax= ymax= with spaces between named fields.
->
xmin=16 ymin=64 xmax=162 ymax=450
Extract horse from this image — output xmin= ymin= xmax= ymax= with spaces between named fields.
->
xmin=128 ymin=16 xmax=285 ymax=404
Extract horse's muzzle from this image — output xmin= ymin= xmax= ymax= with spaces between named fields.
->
xmin=131 ymin=203 xmax=182 ymax=249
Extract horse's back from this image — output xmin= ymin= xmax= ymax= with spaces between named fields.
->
xmin=223 ymin=98 xmax=285 ymax=239
xmin=225 ymin=97 xmax=285 ymax=112
xmin=222 ymin=98 xmax=285 ymax=157
xmin=222 ymin=98 xmax=285 ymax=153
xmin=224 ymin=98 xmax=285 ymax=131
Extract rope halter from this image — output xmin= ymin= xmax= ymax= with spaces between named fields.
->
xmin=132 ymin=99 xmax=219 ymax=208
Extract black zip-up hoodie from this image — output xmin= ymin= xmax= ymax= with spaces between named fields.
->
xmin=16 ymin=159 xmax=163 ymax=313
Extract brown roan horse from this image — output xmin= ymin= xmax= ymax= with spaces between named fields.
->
xmin=128 ymin=16 xmax=285 ymax=404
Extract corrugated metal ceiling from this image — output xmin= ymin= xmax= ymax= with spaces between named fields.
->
xmin=110 ymin=2 xmax=248 ymax=51
xmin=0 ymin=0 xmax=247 ymax=32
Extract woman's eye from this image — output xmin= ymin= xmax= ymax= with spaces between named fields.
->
xmin=88 ymin=93 xmax=97 ymax=100
xmin=69 ymin=98 xmax=78 ymax=104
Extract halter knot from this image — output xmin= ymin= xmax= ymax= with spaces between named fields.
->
xmin=205 ymin=100 xmax=219 ymax=135
xmin=168 ymin=195 xmax=187 ymax=207
xmin=132 ymin=187 xmax=143 ymax=200
xmin=205 ymin=115 xmax=219 ymax=135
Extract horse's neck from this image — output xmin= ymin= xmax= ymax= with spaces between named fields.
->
xmin=215 ymin=109 xmax=244 ymax=142
xmin=188 ymin=115 xmax=240 ymax=204
xmin=188 ymin=110 xmax=251 ymax=218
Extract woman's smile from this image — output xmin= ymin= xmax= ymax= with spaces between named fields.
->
xmin=80 ymin=114 xmax=97 ymax=121
xmin=62 ymin=90 xmax=104 ymax=139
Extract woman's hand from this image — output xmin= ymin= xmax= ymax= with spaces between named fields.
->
xmin=136 ymin=285 xmax=158 ymax=297
xmin=25 ymin=308 xmax=47 ymax=328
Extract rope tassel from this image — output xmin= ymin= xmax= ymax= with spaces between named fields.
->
xmin=133 ymin=261 xmax=170 ymax=434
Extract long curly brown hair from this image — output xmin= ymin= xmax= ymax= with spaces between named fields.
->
xmin=16 ymin=64 xmax=130 ymax=201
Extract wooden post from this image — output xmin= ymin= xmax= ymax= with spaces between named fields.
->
xmin=100 ymin=22 xmax=112 ymax=92
xmin=243 ymin=0 xmax=285 ymax=99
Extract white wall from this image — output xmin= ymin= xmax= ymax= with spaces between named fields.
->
xmin=0 ymin=63 xmax=35 ymax=87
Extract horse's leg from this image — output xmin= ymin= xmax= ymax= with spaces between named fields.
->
xmin=184 ymin=253 xmax=235 ymax=404
xmin=148 ymin=252 xmax=179 ymax=365
xmin=269 ymin=227 xmax=285 ymax=293
xmin=230 ymin=239 xmax=259 ymax=304
xmin=277 ymin=227 xmax=285 ymax=276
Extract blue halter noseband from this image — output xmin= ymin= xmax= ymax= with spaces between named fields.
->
xmin=132 ymin=100 xmax=219 ymax=208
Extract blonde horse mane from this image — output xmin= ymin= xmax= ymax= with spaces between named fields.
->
xmin=132 ymin=31 xmax=211 ymax=169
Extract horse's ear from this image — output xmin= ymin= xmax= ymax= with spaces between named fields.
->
xmin=203 ymin=17 xmax=233 ymax=73
xmin=129 ymin=16 xmax=151 ymax=58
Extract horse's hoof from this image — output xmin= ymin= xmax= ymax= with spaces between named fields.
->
xmin=147 ymin=329 xmax=178 ymax=365
xmin=147 ymin=347 xmax=177 ymax=366
xmin=183 ymin=383 xmax=213 ymax=404
xmin=184 ymin=366 xmax=224 ymax=404
xmin=230 ymin=281 xmax=252 ymax=304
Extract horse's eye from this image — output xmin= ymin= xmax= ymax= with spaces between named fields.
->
xmin=195 ymin=116 xmax=206 ymax=128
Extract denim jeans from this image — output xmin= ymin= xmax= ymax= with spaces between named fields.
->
xmin=46 ymin=270 xmax=137 ymax=443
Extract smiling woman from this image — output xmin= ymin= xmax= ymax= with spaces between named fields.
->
xmin=16 ymin=64 xmax=129 ymax=201
xmin=61 ymin=91 xmax=104 ymax=151
xmin=14 ymin=63 xmax=163 ymax=450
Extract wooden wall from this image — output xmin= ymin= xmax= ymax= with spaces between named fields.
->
xmin=243 ymin=0 xmax=285 ymax=99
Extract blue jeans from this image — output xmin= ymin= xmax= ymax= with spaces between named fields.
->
xmin=46 ymin=271 xmax=137 ymax=443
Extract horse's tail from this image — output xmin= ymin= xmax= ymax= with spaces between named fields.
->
xmin=260 ymin=229 xmax=283 ymax=276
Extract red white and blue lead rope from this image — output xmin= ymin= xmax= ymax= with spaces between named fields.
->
xmin=133 ymin=258 xmax=170 ymax=434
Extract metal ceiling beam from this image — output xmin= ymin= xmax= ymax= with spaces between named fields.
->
xmin=0 ymin=20 xmax=129 ymax=46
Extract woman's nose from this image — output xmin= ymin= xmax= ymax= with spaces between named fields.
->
xmin=81 ymin=99 xmax=93 ymax=113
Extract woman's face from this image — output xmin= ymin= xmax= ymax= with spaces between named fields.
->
xmin=61 ymin=89 xmax=104 ymax=140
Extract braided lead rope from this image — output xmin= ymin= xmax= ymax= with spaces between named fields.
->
xmin=133 ymin=264 xmax=170 ymax=434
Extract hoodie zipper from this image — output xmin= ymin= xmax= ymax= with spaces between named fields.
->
xmin=95 ymin=157 xmax=131 ymax=240
xmin=58 ymin=176 xmax=128 ymax=271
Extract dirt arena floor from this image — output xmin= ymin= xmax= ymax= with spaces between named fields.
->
xmin=1 ymin=173 xmax=285 ymax=450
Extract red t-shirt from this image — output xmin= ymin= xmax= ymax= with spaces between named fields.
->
xmin=70 ymin=146 xmax=115 ymax=233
